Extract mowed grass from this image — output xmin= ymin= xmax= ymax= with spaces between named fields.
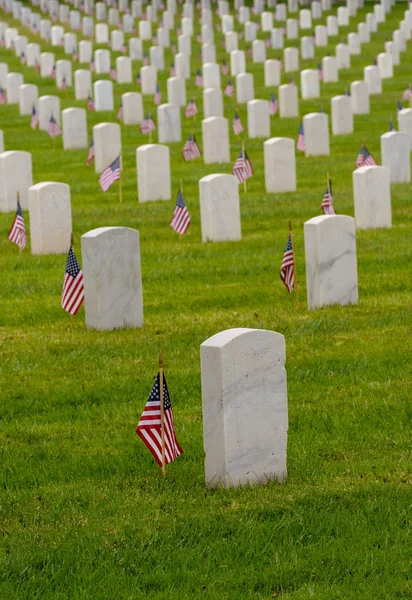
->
xmin=0 ymin=1 xmax=411 ymax=598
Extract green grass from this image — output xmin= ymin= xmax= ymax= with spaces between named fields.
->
xmin=1 ymin=2 xmax=411 ymax=598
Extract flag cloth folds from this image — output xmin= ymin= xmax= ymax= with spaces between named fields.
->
xmin=8 ymin=200 xmax=26 ymax=250
xmin=321 ymin=181 xmax=336 ymax=215
xmin=30 ymin=104 xmax=39 ymax=129
xmin=99 ymin=157 xmax=121 ymax=192
xmin=233 ymin=110 xmax=244 ymax=135
xmin=61 ymin=246 xmax=84 ymax=315
xmin=0 ymin=87 xmax=7 ymax=103
xmin=195 ymin=69 xmax=203 ymax=87
xmin=182 ymin=133 xmax=201 ymax=161
xmin=269 ymin=94 xmax=278 ymax=116
xmin=224 ymin=80 xmax=234 ymax=97
xmin=140 ymin=114 xmax=156 ymax=134
xmin=355 ymin=145 xmax=377 ymax=168
xmin=47 ymin=115 xmax=62 ymax=137
xmin=117 ymin=102 xmax=123 ymax=120
xmin=397 ymin=100 xmax=403 ymax=112
xmin=154 ymin=84 xmax=161 ymax=105
xmin=184 ymin=99 xmax=198 ymax=118
xmin=170 ymin=189 xmax=191 ymax=234
xmin=60 ymin=76 xmax=67 ymax=90
xmin=317 ymin=64 xmax=323 ymax=80
xmin=296 ymin=123 xmax=305 ymax=152
xmin=87 ymin=95 xmax=95 ymax=110
xmin=136 ymin=373 xmax=183 ymax=467
xmin=221 ymin=60 xmax=228 ymax=75
xmin=389 ymin=120 xmax=395 ymax=131
xmin=280 ymin=234 xmax=295 ymax=293
xmin=402 ymin=85 xmax=412 ymax=101
xmin=233 ymin=148 xmax=253 ymax=184
xmin=87 ymin=137 xmax=94 ymax=165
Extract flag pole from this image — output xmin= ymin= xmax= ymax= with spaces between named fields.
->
xmin=119 ymin=154 xmax=123 ymax=203
xmin=70 ymin=231 xmax=75 ymax=326
xmin=242 ymin=141 xmax=247 ymax=194
xmin=16 ymin=192 xmax=22 ymax=255
xmin=289 ymin=220 xmax=299 ymax=311
xmin=326 ymin=171 xmax=331 ymax=197
xmin=159 ymin=350 xmax=166 ymax=477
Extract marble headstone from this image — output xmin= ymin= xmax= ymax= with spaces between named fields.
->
xmin=264 ymin=137 xmax=296 ymax=193
xmin=0 ymin=151 xmax=33 ymax=212
xmin=28 ymin=182 xmax=72 ymax=254
xmin=62 ymin=108 xmax=88 ymax=150
xmin=353 ymin=166 xmax=391 ymax=229
xmin=136 ymin=144 xmax=171 ymax=202
xmin=380 ymin=132 xmax=411 ymax=183
xmin=199 ymin=174 xmax=241 ymax=242
xmin=303 ymin=112 xmax=330 ymax=156
xmin=202 ymin=117 xmax=230 ymax=164
xmin=93 ymin=122 xmax=121 ymax=173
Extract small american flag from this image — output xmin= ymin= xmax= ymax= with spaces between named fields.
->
xmin=233 ymin=111 xmax=244 ymax=135
xmin=140 ymin=114 xmax=156 ymax=134
xmin=224 ymin=80 xmax=234 ymax=97
xmin=154 ymin=84 xmax=161 ymax=105
xmin=397 ymin=100 xmax=404 ymax=112
xmin=321 ymin=181 xmax=336 ymax=215
xmin=318 ymin=63 xmax=323 ymax=81
xmin=72 ymin=48 xmax=78 ymax=62
xmin=221 ymin=60 xmax=228 ymax=75
xmin=60 ymin=76 xmax=67 ymax=90
xmin=47 ymin=115 xmax=62 ymax=137
xmin=402 ymin=85 xmax=412 ymax=101
xmin=355 ymin=146 xmax=377 ymax=168
xmin=51 ymin=65 xmax=56 ymax=79
xmin=170 ymin=189 xmax=191 ymax=234
xmin=269 ymin=94 xmax=278 ymax=116
xmin=389 ymin=120 xmax=395 ymax=131
xmin=0 ymin=36 xmax=5 ymax=47
xmin=110 ymin=65 xmax=117 ymax=80
xmin=0 ymin=87 xmax=6 ymax=104
xmin=87 ymin=137 xmax=94 ymax=165
xmin=61 ymin=246 xmax=84 ymax=315
xmin=136 ymin=373 xmax=183 ymax=468
xmin=233 ymin=148 xmax=253 ymax=184
xmin=195 ymin=69 xmax=203 ymax=87
xmin=99 ymin=157 xmax=121 ymax=192
xmin=170 ymin=62 xmax=176 ymax=76
xmin=172 ymin=43 xmax=177 ymax=55
xmin=266 ymin=34 xmax=271 ymax=48
xmin=90 ymin=59 xmax=95 ymax=72
xmin=182 ymin=133 xmax=201 ymax=161
xmin=280 ymin=234 xmax=295 ymax=294
xmin=35 ymin=60 xmax=40 ymax=73
xmin=30 ymin=105 xmax=39 ymax=129
xmin=297 ymin=123 xmax=305 ymax=152
xmin=136 ymin=73 xmax=141 ymax=85
xmin=247 ymin=46 xmax=252 ymax=58
xmin=8 ymin=200 xmax=26 ymax=250
xmin=184 ymin=99 xmax=198 ymax=118
xmin=117 ymin=102 xmax=123 ymax=120
xmin=143 ymin=52 xmax=149 ymax=65
xmin=87 ymin=95 xmax=95 ymax=110
xmin=21 ymin=52 xmax=26 ymax=65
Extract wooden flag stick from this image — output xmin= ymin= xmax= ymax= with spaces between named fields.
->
xmin=242 ymin=141 xmax=247 ymax=194
xmin=159 ymin=351 xmax=166 ymax=477
xmin=70 ymin=231 xmax=75 ymax=326
xmin=119 ymin=154 xmax=123 ymax=203
xmin=326 ymin=171 xmax=331 ymax=196
xmin=289 ymin=220 xmax=299 ymax=311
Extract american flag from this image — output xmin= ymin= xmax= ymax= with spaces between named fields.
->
xmin=184 ymin=99 xmax=198 ymax=118
xmin=143 ymin=52 xmax=149 ymax=65
xmin=154 ymin=84 xmax=161 ymax=105
xmin=170 ymin=62 xmax=176 ymax=76
xmin=402 ymin=85 xmax=412 ymax=101
xmin=389 ymin=120 xmax=395 ymax=131
xmin=172 ymin=43 xmax=177 ymax=55
xmin=247 ymin=46 xmax=252 ymax=58
xmin=110 ymin=65 xmax=117 ymax=80
xmin=30 ymin=104 xmax=39 ymax=129
xmin=90 ymin=59 xmax=95 ymax=72
xmin=233 ymin=148 xmax=253 ymax=184
xmin=51 ymin=65 xmax=56 ymax=79
xmin=397 ymin=100 xmax=404 ymax=112
xmin=8 ymin=200 xmax=26 ymax=250
xmin=87 ymin=137 xmax=94 ymax=165
xmin=117 ymin=102 xmax=123 ymax=120
xmin=60 ymin=76 xmax=67 ymax=90
xmin=266 ymin=34 xmax=271 ymax=48
xmin=355 ymin=146 xmax=377 ymax=168
xmin=233 ymin=111 xmax=244 ymax=135
xmin=195 ymin=69 xmax=203 ymax=87
xmin=121 ymin=43 xmax=127 ymax=54
xmin=21 ymin=52 xmax=26 ymax=65
xmin=0 ymin=87 xmax=6 ymax=104
xmin=136 ymin=373 xmax=183 ymax=467
xmin=87 ymin=95 xmax=95 ymax=110
xmin=136 ymin=73 xmax=141 ymax=85
xmin=318 ymin=63 xmax=323 ymax=81
xmin=280 ymin=234 xmax=295 ymax=293
xmin=61 ymin=246 xmax=84 ymax=315
xmin=297 ymin=123 xmax=305 ymax=152
xmin=321 ymin=181 xmax=336 ymax=215
xmin=99 ymin=156 xmax=121 ymax=192
xmin=224 ymin=80 xmax=234 ymax=97
xmin=269 ymin=94 xmax=278 ymax=116
xmin=221 ymin=60 xmax=228 ymax=75
xmin=47 ymin=115 xmax=62 ymax=137
xmin=0 ymin=36 xmax=4 ymax=47
xmin=170 ymin=189 xmax=191 ymax=234
xmin=72 ymin=48 xmax=78 ymax=62
xmin=140 ymin=114 xmax=156 ymax=134
xmin=182 ymin=133 xmax=201 ymax=161
xmin=35 ymin=60 xmax=40 ymax=73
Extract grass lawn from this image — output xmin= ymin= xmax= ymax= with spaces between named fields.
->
xmin=0 ymin=1 xmax=411 ymax=598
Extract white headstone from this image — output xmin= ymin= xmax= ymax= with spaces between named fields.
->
xmin=377 ymin=52 xmax=393 ymax=79
xmin=6 ymin=73 xmax=23 ymax=104
xmin=326 ymin=15 xmax=338 ymax=36
xmin=95 ymin=49 xmax=110 ymax=74
xmin=303 ymin=112 xmax=330 ymax=156
xmin=284 ymin=47 xmax=299 ymax=72
xmin=111 ymin=29 xmax=124 ymax=52
xmin=0 ymin=63 xmax=8 ymax=88
xmin=93 ymin=122 xmax=121 ymax=173
xmin=336 ymin=43 xmax=350 ymax=69
xmin=136 ymin=144 xmax=171 ymax=202
xmin=301 ymin=36 xmax=314 ymax=60
xmin=337 ymin=6 xmax=349 ymax=26
xmin=236 ymin=73 xmax=254 ymax=104
xmin=397 ymin=108 xmax=412 ymax=150
xmin=348 ymin=32 xmax=360 ymax=55
xmin=55 ymin=59 xmax=72 ymax=88
xmin=199 ymin=174 xmax=241 ymax=242
xmin=0 ymin=151 xmax=32 ymax=212
xmin=351 ymin=81 xmax=369 ymax=114
xmin=264 ymin=137 xmax=296 ymax=193
xmin=116 ymin=56 xmax=132 ymax=83
xmin=225 ymin=31 xmax=238 ymax=53
xmin=141 ymin=66 xmax=157 ymax=94
xmin=322 ymin=56 xmax=338 ymax=83
xmin=264 ymin=59 xmax=281 ymax=87
xmin=203 ymin=88 xmax=223 ymax=118
xmin=38 ymin=95 xmax=60 ymax=130
xmin=279 ymin=83 xmax=299 ymax=117
xmin=271 ymin=28 xmax=284 ymax=49
xmin=301 ymin=69 xmax=320 ymax=99
xmin=286 ymin=18 xmax=298 ymax=39
xmin=95 ymin=23 xmax=109 ymax=44
xmin=28 ymin=182 xmax=72 ymax=254
xmin=364 ymin=65 xmax=382 ymax=95
xmin=0 ymin=131 xmax=3 ymax=154
xmin=353 ymin=166 xmax=391 ymax=229
xmin=202 ymin=43 xmax=216 ymax=64
xmin=167 ymin=76 xmax=186 ymax=106
xmin=175 ymin=53 xmax=190 ymax=79
xmin=79 ymin=40 xmax=92 ymax=64
xmin=230 ymin=50 xmax=246 ymax=76
xmin=203 ymin=62 xmax=221 ymax=89
xmin=62 ymin=107 xmax=87 ymax=150
xmin=19 ymin=83 xmax=38 ymax=116
xmin=252 ymin=39 xmax=266 ymax=63
xmin=304 ymin=215 xmax=358 ymax=310
xmin=122 ymin=92 xmax=143 ymax=125
xmin=129 ymin=38 xmax=143 ymax=60
xmin=139 ymin=20 xmax=152 ymax=40
xmin=247 ymin=99 xmax=269 ymax=138
xmin=299 ymin=9 xmax=312 ymax=29
xmin=331 ymin=95 xmax=353 ymax=134
xmin=81 ymin=227 xmax=143 ymax=330
xmin=26 ymin=43 xmax=40 ymax=67
xmin=261 ymin=11 xmax=273 ymax=31
xmin=202 ymin=117 xmax=230 ymax=164
xmin=74 ymin=69 xmax=92 ymax=100
xmin=200 ymin=328 xmax=288 ymax=488
xmin=315 ymin=25 xmax=327 ymax=46
xmin=380 ymin=132 xmax=411 ymax=183
xmin=94 ymin=80 xmax=114 ymax=111
xmin=157 ymin=104 xmax=181 ymax=143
